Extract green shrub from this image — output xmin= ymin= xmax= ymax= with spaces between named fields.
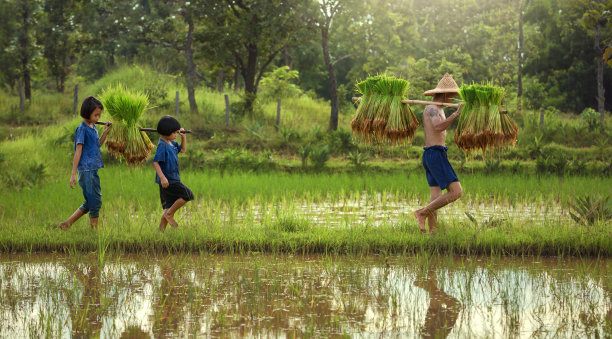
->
xmin=310 ymin=145 xmax=330 ymax=169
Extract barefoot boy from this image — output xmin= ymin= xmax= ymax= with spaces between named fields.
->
xmin=153 ymin=116 xmax=194 ymax=231
xmin=414 ymin=73 xmax=463 ymax=234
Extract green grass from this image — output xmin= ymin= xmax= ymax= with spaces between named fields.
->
xmin=0 ymin=166 xmax=610 ymax=256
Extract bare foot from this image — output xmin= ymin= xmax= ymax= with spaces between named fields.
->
xmin=159 ymin=224 xmax=166 ymax=232
xmin=59 ymin=222 xmax=70 ymax=230
xmin=164 ymin=213 xmax=178 ymax=228
xmin=413 ymin=210 xmax=427 ymax=234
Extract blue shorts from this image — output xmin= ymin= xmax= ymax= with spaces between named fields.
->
xmin=422 ymin=146 xmax=459 ymax=190
xmin=78 ymin=170 xmax=102 ymax=218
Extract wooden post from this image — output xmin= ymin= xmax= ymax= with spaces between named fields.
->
xmin=175 ymin=91 xmax=180 ymax=115
xmin=275 ymin=99 xmax=281 ymax=131
xmin=18 ymin=79 xmax=24 ymax=112
xmin=224 ymin=94 xmax=230 ymax=125
xmin=539 ymin=108 xmax=545 ymax=127
xmin=73 ymin=84 xmax=79 ymax=113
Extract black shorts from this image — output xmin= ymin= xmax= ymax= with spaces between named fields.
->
xmin=159 ymin=182 xmax=194 ymax=209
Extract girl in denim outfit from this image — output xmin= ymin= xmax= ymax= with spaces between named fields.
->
xmin=59 ymin=96 xmax=111 ymax=229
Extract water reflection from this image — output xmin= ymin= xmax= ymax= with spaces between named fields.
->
xmin=0 ymin=254 xmax=609 ymax=337
xmin=413 ymin=268 xmax=460 ymax=338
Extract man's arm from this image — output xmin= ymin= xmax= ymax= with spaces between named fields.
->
xmin=428 ymin=105 xmax=462 ymax=132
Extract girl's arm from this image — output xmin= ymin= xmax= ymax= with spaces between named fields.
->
xmin=99 ymin=122 xmax=111 ymax=146
xmin=70 ymin=144 xmax=83 ymax=189
xmin=153 ymin=162 xmax=169 ymax=188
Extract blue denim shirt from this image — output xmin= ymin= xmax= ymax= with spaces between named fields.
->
xmin=153 ymin=139 xmax=181 ymax=184
xmin=74 ymin=121 xmax=104 ymax=172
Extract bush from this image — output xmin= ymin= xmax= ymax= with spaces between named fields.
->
xmin=329 ymin=128 xmax=356 ymax=154
xmin=310 ymin=145 xmax=330 ymax=169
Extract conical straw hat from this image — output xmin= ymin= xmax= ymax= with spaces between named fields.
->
xmin=423 ymin=73 xmax=460 ymax=96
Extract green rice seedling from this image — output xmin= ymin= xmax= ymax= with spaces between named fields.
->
xmin=100 ymin=85 xmax=154 ymax=165
xmin=384 ymin=78 xmax=418 ymax=145
xmin=360 ymin=76 xmax=382 ymax=143
xmin=351 ymin=80 xmax=369 ymax=136
xmin=456 ymin=83 xmax=517 ymax=155
xmin=372 ymin=76 xmax=394 ymax=139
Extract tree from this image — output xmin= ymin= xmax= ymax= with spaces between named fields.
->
xmin=14 ymin=0 xmax=41 ymax=100
xmin=39 ymin=0 xmax=78 ymax=92
xmin=313 ymin=0 xmax=354 ymax=131
xmin=206 ymin=0 xmax=303 ymax=115
xmin=0 ymin=0 xmax=21 ymax=89
xmin=576 ymin=0 xmax=612 ymax=121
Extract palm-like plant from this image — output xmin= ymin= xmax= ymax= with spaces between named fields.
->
xmin=569 ymin=195 xmax=612 ymax=226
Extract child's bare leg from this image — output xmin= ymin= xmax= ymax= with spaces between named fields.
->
xmin=90 ymin=217 xmax=98 ymax=229
xmin=164 ymin=199 xmax=187 ymax=227
xmin=415 ymin=182 xmax=462 ymax=230
xmin=159 ymin=209 xmax=169 ymax=232
xmin=59 ymin=209 xmax=85 ymax=230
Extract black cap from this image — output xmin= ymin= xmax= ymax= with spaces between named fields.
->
xmin=156 ymin=116 xmax=181 ymax=136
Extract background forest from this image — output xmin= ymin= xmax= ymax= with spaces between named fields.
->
xmin=0 ymin=0 xmax=611 ymax=189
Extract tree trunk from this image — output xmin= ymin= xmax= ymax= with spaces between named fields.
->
xmin=18 ymin=79 xmax=25 ymax=112
xmin=594 ymin=20 xmax=605 ymax=121
xmin=233 ymin=67 xmax=239 ymax=92
xmin=242 ymin=44 xmax=259 ymax=115
xmin=185 ymin=15 xmax=199 ymax=114
xmin=20 ymin=3 xmax=31 ymax=100
xmin=517 ymin=0 xmax=524 ymax=111
xmin=217 ymin=70 xmax=224 ymax=92
xmin=321 ymin=26 xmax=339 ymax=131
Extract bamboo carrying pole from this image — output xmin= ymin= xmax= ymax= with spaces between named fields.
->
xmin=352 ymin=96 xmax=458 ymax=107
xmin=95 ymin=121 xmax=192 ymax=133
xmin=351 ymin=97 xmax=508 ymax=113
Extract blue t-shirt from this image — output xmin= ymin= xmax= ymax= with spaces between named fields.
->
xmin=74 ymin=121 xmax=103 ymax=172
xmin=153 ymin=139 xmax=181 ymax=184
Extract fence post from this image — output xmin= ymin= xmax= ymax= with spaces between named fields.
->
xmin=224 ymin=94 xmax=230 ymax=125
xmin=275 ymin=99 xmax=281 ymax=131
xmin=539 ymin=108 xmax=544 ymax=127
xmin=175 ymin=91 xmax=180 ymax=115
xmin=73 ymin=84 xmax=79 ymax=113
xmin=18 ymin=79 xmax=25 ymax=112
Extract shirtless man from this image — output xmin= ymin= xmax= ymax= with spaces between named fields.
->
xmin=414 ymin=73 xmax=463 ymax=234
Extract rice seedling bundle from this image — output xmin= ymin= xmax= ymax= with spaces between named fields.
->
xmin=455 ymin=83 xmax=518 ymax=153
xmin=350 ymin=75 xmax=418 ymax=145
xmin=100 ymin=85 xmax=154 ymax=164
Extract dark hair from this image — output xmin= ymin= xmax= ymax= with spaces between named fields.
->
xmin=156 ymin=116 xmax=181 ymax=136
xmin=80 ymin=96 xmax=104 ymax=119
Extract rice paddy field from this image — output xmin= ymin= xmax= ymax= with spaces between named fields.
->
xmin=0 ymin=166 xmax=610 ymax=256
xmin=1 ymin=65 xmax=611 ymax=337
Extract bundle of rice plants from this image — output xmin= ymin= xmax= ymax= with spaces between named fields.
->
xmin=372 ymin=77 xmax=393 ymax=139
xmin=351 ymin=75 xmax=418 ymax=145
xmin=100 ymin=84 xmax=154 ymax=164
xmin=384 ymin=78 xmax=418 ymax=145
xmin=359 ymin=76 xmax=382 ymax=142
xmin=351 ymin=79 xmax=368 ymax=135
xmin=455 ymin=83 xmax=518 ymax=154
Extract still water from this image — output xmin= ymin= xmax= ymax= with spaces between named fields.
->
xmin=0 ymin=254 xmax=610 ymax=338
